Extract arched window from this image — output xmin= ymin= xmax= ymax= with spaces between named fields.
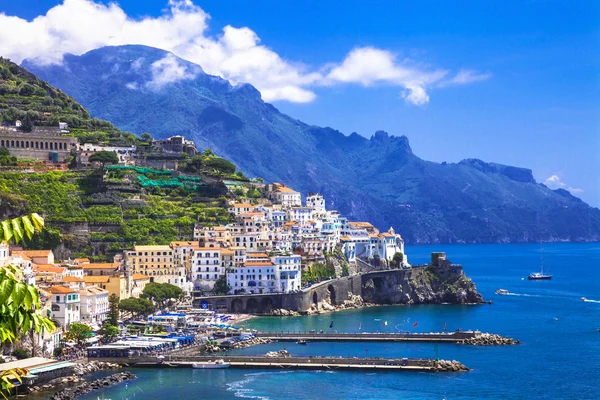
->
xmin=52 ymin=304 xmax=60 ymax=312
xmin=35 ymin=142 xmax=39 ymax=149
xmin=10 ymin=141 xmax=14 ymax=147
xmin=25 ymin=141 xmax=29 ymax=148
xmin=0 ymin=140 xmax=4 ymax=147
xmin=45 ymin=142 xmax=48 ymax=149
xmin=49 ymin=142 xmax=53 ymax=150
xmin=20 ymin=141 xmax=24 ymax=148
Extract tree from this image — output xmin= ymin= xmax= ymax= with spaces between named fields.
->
xmin=98 ymin=323 xmax=119 ymax=344
xmin=11 ymin=348 xmax=30 ymax=360
xmin=0 ymin=214 xmax=53 ymax=399
xmin=213 ymin=275 xmax=231 ymax=295
xmin=391 ymin=252 xmax=404 ymax=268
xmin=204 ymin=157 xmax=236 ymax=175
xmin=140 ymin=282 xmax=182 ymax=308
xmin=65 ymin=322 xmax=93 ymax=348
xmin=107 ymin=294 xmax=120 ymax=326
xmin=89 ymin=151 xmax=119 ymax=166
xmin=20 ymin=115 xmax=33 ymax=133
xmin=140 ymin=132 xmax=153 ymax=142
xmin=119 ymin=297 xmax=154 ymax=318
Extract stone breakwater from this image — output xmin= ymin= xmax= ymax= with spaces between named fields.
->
xmin=434 ymin=360 xmax=469 ymax=372
xmin=49 ymin=372 xmax=136 ymax=400
xmin=459 ymin=333 xmax=520 ymax=345
xmin=271 ymin=292 xmax=371 ymax=316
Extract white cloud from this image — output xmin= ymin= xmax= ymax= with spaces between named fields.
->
xmin=438 ymin=69 xmax=492 ymax=87
xmin=0 ymin=0 xmax=490 ymax=104
xmin=322 ymin=47 xmax=448 ymax=105
xmin=544 ymin=175 xmax=565 ymax=189
xmin=544 ymin=175 xmax=583 ymax=195
xmin=147 ymin=53 xmax=198 ymax=89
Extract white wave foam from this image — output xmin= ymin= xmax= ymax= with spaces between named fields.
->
xmin=226 ymin=371 xmax=294 ymax=400
xmin=583 ymin=299 xmax=600 ymax=303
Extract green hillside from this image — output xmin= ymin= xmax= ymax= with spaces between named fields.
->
xmin=0 ymin=167 xmax=243 ymax=261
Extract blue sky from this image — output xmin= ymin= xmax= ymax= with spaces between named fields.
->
xmin=1 ymin=0 xmax=599 ymax=206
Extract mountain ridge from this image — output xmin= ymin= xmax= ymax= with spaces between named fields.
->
xmin=21 ymin=45 xmax=600 ymax=244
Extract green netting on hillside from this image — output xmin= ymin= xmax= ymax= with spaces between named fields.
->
xmin=106 ymin=165 xmax=172 ymax=175
xmin=137 ymin=175 xmax=204 ymax=189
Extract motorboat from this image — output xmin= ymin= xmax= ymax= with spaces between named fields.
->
xmin=582 ymin=297 xmax=587 ymax=301
xmin=495 ymin=289 xmax=509 ymax=295
xmin=192 ymin=359 xmax=230 ymax=369
xmin=297 ymin=339 xmax=307 ymax=345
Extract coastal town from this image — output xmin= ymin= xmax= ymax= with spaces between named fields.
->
xmin=0 ymin=122 xmax=411 ymax=358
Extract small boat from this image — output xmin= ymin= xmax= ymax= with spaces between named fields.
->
xmin=528 ymin=272 xmax=552 ymax=280
xmin=192 ymin=359 xmax=230 ymax=369
xmin=529 ymin=244 xmax=552 ymax=280
xmin=495 ymin=289 xmax=509 ymax=295
xmin=582 ymin=297 xmax=587 ymax=301
xmin=297 ymin=339 xmax=307 ymax=345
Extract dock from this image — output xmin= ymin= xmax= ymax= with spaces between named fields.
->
xmin=254 ymin=331 xmax=481 ymax=343
xmin=123 ymin=355 xmax=469 ymax=372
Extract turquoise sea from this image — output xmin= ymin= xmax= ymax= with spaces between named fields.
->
xmin=80 ymin=243 xmax=600 ymax=399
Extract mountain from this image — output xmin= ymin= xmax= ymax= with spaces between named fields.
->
xmin=22 ymin=45 xmax=600 ymax=243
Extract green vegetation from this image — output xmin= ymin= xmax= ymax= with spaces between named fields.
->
xmin=140 ymin=282 xmax=183 ymax=307
xmin=0 ymin=168 xmax=233 ymax=257
xmin=213 ymin=275 xmax=231 ymax=295
xmin=390 ymin=252 xmax=404 ymax=268
xmin=10 ymin=348 xmax=30 ymax=360
xmin=89 ymin=150 xmax=119 ymax=165
xmin=301 ymin=262 xmax=336 ymax=285
xmin=119 ymin=297 xmax=154 ymax=318
xmin=98 ymin=323 xmax=119 ymax=343
xmin=0 ymin=147 xmax=16 ymax=166
xmin=182 ymin=149 xmax=249 ymax=181
xmin=0 ymin=214 xmax=54 ymax=399
xmin=65 ymin=322 xmax=93 ymax=347
xmin=107 ymin=294 xmax=120 ymax=326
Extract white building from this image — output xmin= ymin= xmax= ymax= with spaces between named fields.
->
xmin=192 ymin=246 xmax=223 ymax=291
xmin=79 ymin=286 xmax=109 ymax=327
xmin=47 ymin=286 xmax=80 ymax=330
xmin=272 ymin=254 xmax=302 ymax=293
xmin=271 ymin=184 xmax=302 ymax=207
xmin=288 ymin=207 xmax=313 ymax=226
xmin=306 ymin=193 xmax=326 ymax=212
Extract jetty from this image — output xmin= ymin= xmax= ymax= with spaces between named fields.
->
xmin=121 ymin=355 xmax=469 ymax=372
xmin=255 ymin=330 xmax=485 ymax=343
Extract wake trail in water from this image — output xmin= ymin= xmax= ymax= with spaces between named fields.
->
xmin=503 ymin=292 xmax=542 ymax=297
xmin=582 ymin=298 xmax=600 ymax=303
xmin=226 ymin=371 xmax=294 ymax=400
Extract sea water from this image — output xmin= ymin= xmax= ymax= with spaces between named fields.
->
xmin=79 ymin=243 xmax=600 ymax=399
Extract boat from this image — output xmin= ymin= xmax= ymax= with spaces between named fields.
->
xmin=297 ymin=339 xmax=307 ymax=345
xmin=192 ymin=359 xmax=230 ymax=369
xmin=582 ymin=297 xmax=587 ymax=301
xmin=528 ymin=244 xmax=552 ymax=280
xmin=528 ymin=272 xmax=552 ymax=280
xmin=495 ymin=289 xmax=509 ymax=295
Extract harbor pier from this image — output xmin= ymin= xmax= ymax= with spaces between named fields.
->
xmin=108 ymin=355 xmax=469 ymax=372
xmin=255 ymin=330 xmax=480 ymax=343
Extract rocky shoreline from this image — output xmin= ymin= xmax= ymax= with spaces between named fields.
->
xmin=204 ymin=337 xmax=274 ymax=353
xmin=49 ymin=371 xmax=136 ymax=400
xmin=27 ymin=361 xmax=122 ymax=395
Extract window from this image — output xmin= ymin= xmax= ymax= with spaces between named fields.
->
xmin=56 ymin=296 xmax=60 ymax=302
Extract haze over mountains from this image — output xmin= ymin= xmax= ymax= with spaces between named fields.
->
xmin=22 ymin=45 xmax=600 ymax=243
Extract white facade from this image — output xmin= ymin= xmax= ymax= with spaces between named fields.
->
xmin=192 ymin=247 xmax=224 ymax=291
xmin=306 ymin=193 xmax=326 ymax=212
xmin=48 ymin=287 xmax=80 ymax=330
xmin=79 ymin=286 xmax=109 ymax=326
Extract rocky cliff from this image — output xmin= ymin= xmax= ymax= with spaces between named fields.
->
xmin=361 ymin=266 xmax=483 ymax=305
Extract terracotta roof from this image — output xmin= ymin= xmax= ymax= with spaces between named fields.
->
xmin=75 ymin=258 xmax=90 ymax=263
xmin=340 ymin=236 xmax=351 ymax=241
xmin=244 ymin=261 xmax=274 ymax=266
xmin=62 ymin=276 xmax=83 ymax=282
xmin=82 ymin=262 xmax=119 ymax=269
xmin=34 ymin=266 xmax=65 ymax=274
xmin=134 ymin=245 xmax=172 ymax=251
xmin=247 ymin=253 xmax=269 ymax=258
xmin=276 ymin=186 xmax=298 ymax=193
xmin=13 ymin=250 xmax=52 ymax=257
xmin=47 ymin=286 xmax=77 ymax=294
xmin=231 ymin=203 xmax=254 ymax=208
xmin=132 ymin=273 xmax=150 ymax=280
xmin=192 ymin=247 xmax=221 ymax=251
xmin=220 ymin=249 xmax=234 ymax=255
xmin=349 ymin=222 xmax=374 ymax=228
xmin=170 ymin=241 xmax=197 ymax=247
xmin=82 ymin=276 xmax=111 ymax=283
